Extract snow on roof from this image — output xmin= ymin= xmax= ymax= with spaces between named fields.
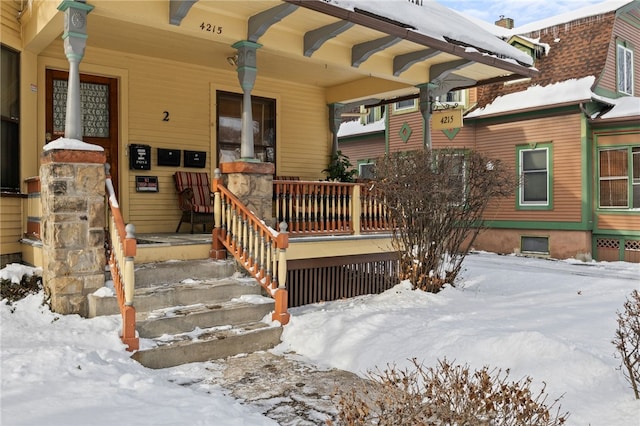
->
xmin=43 ymin=137 xmax=104 ymax=152
xmin=466 ymin=76 xmax=596 ymax=118
xmin=599 ymin=96 xmax=640 ymax=119
xmin=330 ymin=0 xmax=534 ymax=66
xmin=512 ymin=0 xmax=631 ymax=35
xmin=338 ymin=115 xmax=386 ymax=138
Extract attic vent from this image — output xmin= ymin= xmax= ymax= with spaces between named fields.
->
xmin=354 ymin=8 xmax=416 ymax=29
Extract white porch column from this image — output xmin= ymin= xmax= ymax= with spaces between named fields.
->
xmin=232 ymin=40 xmax=262 ymax=161
xmin=57 ymin=0 xmax=94 ymax=140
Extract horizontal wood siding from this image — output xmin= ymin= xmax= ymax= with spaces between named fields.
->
xmin=1 ymin=0 xmax=21 ymax=48
xmin=596 ymin=214 xmax=640 ymax=231
xmin=0 ymin=196 xmax=22 ymax=255
xmin=599 ymin=16 xmax=640 ymax=96
xmin=477 ymin=113 xmax=584 ymax=223
xmin=340 ymin=134 xmax=386 ymax=165
xmin=41 ymin=41 xmax=329 ymax=233
xmin=388 ymin=110 xmax=424 ymax=152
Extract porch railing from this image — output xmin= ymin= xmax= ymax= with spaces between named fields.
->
xmin=212 ymin=170 xmax=290 ymax=325
xmin=273 ymin=180 xmax=391 ymax=236
xmin=105 ymin=166 xmax=139 ymax=351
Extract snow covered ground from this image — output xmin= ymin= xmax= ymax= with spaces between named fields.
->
xmin=2 ymin=252 xmax=639 ymax=425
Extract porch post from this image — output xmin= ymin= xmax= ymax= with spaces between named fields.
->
xmin=58 ymin=0 xmax=94 ymax=140
xmin=417 ymin=83 xmax=435 ymax=150
xmin=328 ymin=103 xmax=344 ymax=157
xmin=232 ymin=40 xmax=262 ymax=161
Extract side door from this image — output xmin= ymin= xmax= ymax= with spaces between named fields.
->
xmin=45 ymin=69 xmax=119 ymax=195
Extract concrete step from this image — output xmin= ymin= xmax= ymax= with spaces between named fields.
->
xmin=133 ymin=259 xmax=237 ymax=287
xmin=136 ymin=296 xmax=275 ymax=338
xmin=132 ymin=321 xmax=283 ymax=369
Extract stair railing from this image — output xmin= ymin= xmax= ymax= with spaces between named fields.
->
xmin=105 ymin=164 xmax=139 ymax=351
xmin=211 ymin=169 xmax=290 ymax=325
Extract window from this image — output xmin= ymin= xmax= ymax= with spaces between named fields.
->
xmin=617 ymin=43 xmax=634 ymax=95
xmin=393 ymin=99 xmax=417 ymax=113
xmin=434 ymin=150 xmax=467 ymax=204
xmin=1 ymin=46 xmax=20 ymax=192
xmin=517 ymin=145 xmax=551 ymax=208
xmin=521 ymin=236 xmax=549 ymax=254
xmin=360 ymin=105 xmax=384 ymax=125
xmin=434 ymin=90 xmax=466 ymax=107
xmin=216 ymin=91 xmax=275 ymax=164
xmin=358 ymin=162 xmax=376 ymax=180
xmin=599 ymin=147 xmax=640 ymax=209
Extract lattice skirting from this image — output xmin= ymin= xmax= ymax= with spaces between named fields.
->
xmin=595 ymin=237 xmax=640 ymax=262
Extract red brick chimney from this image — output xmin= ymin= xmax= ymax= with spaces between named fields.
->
xmin=495 ymin=15 xmax=514 ymax=29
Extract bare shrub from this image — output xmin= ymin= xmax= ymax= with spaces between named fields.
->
xmin=334 ymin=358 xmax=568 ymax=426
xmin=373 ymin=149 xmax=515 ymax=292
xmin=613 ymin=289 xmax=640 ymax=399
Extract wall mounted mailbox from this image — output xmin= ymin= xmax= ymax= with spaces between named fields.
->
xmin=157 ymin=148 xmax=181 ymax=166
xmin=129 ymin=144 xmax=151 ymax=170
xmin=184 ymin=150 xmax=206 ymax=168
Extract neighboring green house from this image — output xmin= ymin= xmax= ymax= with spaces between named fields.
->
xmin=340 ymin=1 xmax=640 ymax=262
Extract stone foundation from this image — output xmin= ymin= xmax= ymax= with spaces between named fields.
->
xmin=40 ymin=148 xmax=106 ymax=316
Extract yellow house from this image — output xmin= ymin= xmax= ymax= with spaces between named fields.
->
xmin=1 ymin=0 xmax=536 ymax=323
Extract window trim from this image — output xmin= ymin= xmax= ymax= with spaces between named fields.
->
xmin=392 ymin=99 xmax=417 ymax=114
xmin=616 ymin=41 xmax=634 ymax=96
xmin=1 ymin=45 xmax=20 ymax=193
xmin=516 ymin=144 xmax=553 ymax=210
xmin=597 ymin=145 xmax=640 ymax=210
xmin=357 ymin=161 xmax=376 ymax=180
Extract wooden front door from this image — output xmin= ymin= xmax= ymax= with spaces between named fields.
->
xmin=45 ymin=69 xmax=119 ymax=194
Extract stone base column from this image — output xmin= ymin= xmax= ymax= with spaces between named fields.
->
xmin=40 ymin=147 xmax=106 ymax=316
xmin=219 ymin=161 xmax=275 ymax=227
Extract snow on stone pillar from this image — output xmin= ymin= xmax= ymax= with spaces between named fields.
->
xmin=58 ymin=0 xmax=94 ymax=140
xmin=40 ymin=140 xmax=106 ymax=316
xmin=232 ymin=40 xmax=262 ymax=161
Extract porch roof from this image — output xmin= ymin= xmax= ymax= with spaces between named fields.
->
xmin=24 ymin=0 xmax=537 ymax=104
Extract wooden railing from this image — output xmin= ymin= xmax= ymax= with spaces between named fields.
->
xmin=211 ymin=170 xmax=290 ymax=325
xmin=105 ymin=166 xmax=138 ymax=351
xmin=273 ymin=180 xmax=391 ymax=236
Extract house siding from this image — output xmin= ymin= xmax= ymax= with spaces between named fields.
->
xmin=598 ymin=13 xmax=640 ymax=96
xmin=340 ymin=133 xmax=386 ymax=167
xmin=1 ymin=0 xmax=21 ymax=48
xmin=0 ymin=195 xmax=23 ymax=258
xmin=40 ymin=40 xmax=330 ymax=233
xmin=477 ymin=112 xmax=584 ymax=223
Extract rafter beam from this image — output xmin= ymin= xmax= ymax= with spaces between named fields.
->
xmin=169 ymin=0 xmax=198 ymax=26
xmin=393 ymin=48 xmax=440 ymax=76
xmin=248 ymin=3 xmax=298 ymax=42
xmin=352 ymin=35 xmax=402 ymax=68
xmin=304 ymin=20 xmax=355 ymax=57
xmin=429 ymin=59 xmax=472 ymax=82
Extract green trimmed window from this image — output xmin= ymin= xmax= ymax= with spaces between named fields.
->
xmin=617 ymin=41 xmax=634 ymax=96
xmin=517 ymin=145 xmax=552 ymax=209
xmin=599 ymin=147 xmax=640 ymax=209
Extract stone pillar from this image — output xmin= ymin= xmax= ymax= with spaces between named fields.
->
xmin=220 ymin=162 xmax=275 ymax=226
xmin=57 ymin=0 xmax=94 ymax=140
xmin=232 ymin=40 xmax=262 ymax=161
xmin=40 ymin=147 xmax=106 ymax=316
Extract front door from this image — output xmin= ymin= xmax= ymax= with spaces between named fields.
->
xmin=45 ymin=69 xmax=119 ymax=194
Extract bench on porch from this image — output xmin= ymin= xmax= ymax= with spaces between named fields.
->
xmin=174 ymin=171 xmax=214 ymax=233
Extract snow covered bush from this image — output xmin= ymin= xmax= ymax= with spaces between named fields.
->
xmin=372 ymin=149 xmax=514 ymax=292
xmin=0 ymin=263 xmax=43 ymax=305
xmin=334 ymin=358 xmax=568 ymax=425
xmin=613 ymin=289 xmax=640 ymax=399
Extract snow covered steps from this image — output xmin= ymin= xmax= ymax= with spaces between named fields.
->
xmin=89 ymin=259 xmax=283 ymax=369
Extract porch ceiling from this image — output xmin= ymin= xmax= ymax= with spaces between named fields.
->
xmin=82 ymin=0 xmax=536 ymax=104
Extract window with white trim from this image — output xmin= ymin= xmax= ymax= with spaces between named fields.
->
xmin=518 ymin=146 xmax=551 ymax=208
xmin=393 ymin=99 xmax=417 ymax=113
xmin=617 ymin=43 xmax=634 ymax=95
xmin=599 ymin=147 xmax=640 ymax=209
xmin=358 ymin=162 xmax=376 ymax=180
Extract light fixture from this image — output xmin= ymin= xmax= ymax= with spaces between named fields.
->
xmin=226 ymin=54 xmax=238 ymax=67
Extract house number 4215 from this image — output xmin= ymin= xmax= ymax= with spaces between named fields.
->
xmin=200 ymin=23 xmax=222 ymax=34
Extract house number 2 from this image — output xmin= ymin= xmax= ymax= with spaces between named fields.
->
xmin=163 ymin=111 xmax=170 ymax=122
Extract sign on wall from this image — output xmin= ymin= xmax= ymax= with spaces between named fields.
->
xmin=431 ymin=109 xmax=463 ymax=130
